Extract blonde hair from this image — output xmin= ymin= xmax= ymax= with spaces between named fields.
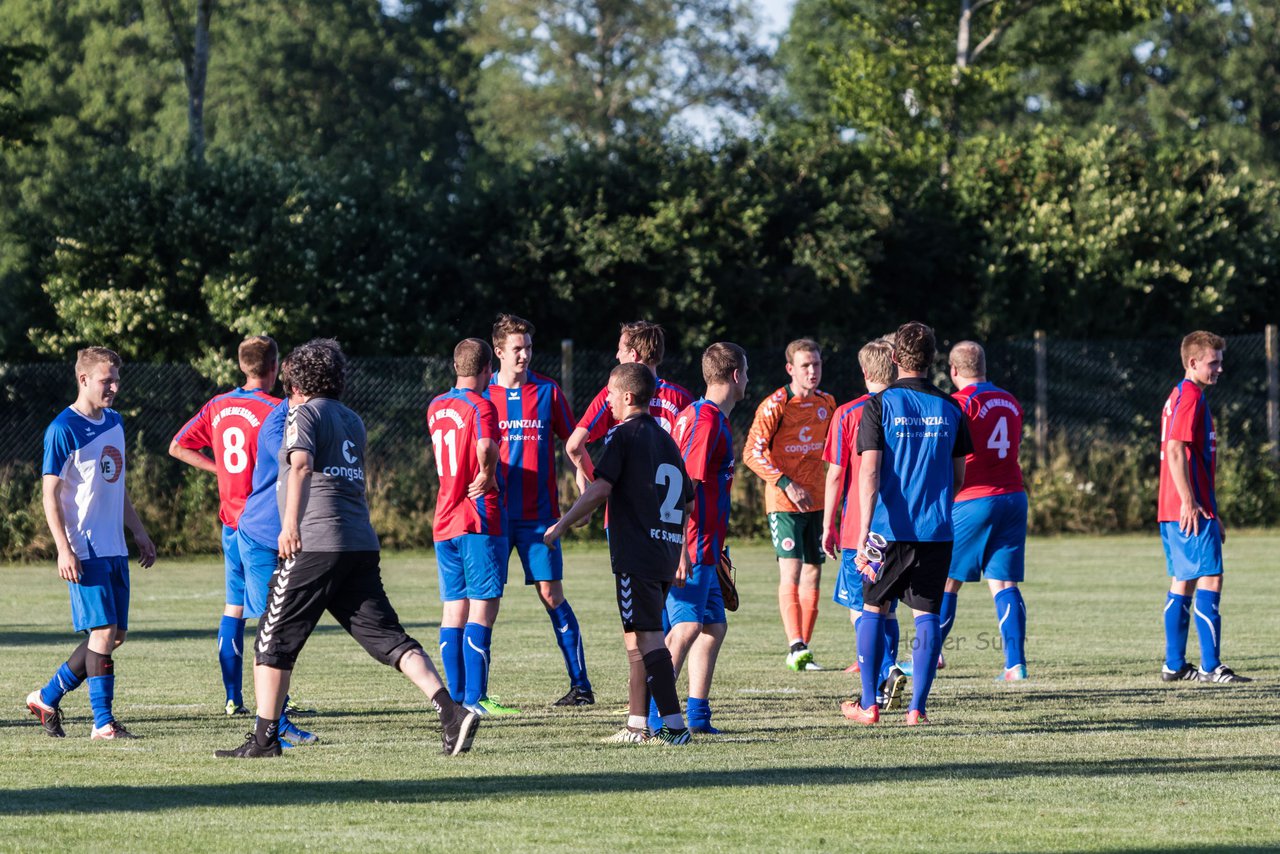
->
xmin=949 ymin=340 xmax=985 ymax=377
xmin=858 ymin=340 xmax=895 ymax=385
xmin=238 ymin=335 xmax=278 ymax=379
xmin=75 ymin=346 xmax=121 ymax=377
xmin=1181 ymin=331 xmax=1225 ymax=368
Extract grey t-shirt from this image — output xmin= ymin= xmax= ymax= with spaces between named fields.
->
xmin=278 ymin=397 xmax=380 ymax=552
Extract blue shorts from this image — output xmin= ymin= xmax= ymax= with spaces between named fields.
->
xmin=1161 ymin=519 xmax=1224 ymax=581
xmin=509 ymin=519 xmax=563 ymax=584
xmin=436 ymin=534 xmax=509 ymax=601
xmin=236 ymin=531 xmax=280 ymax=619
xmin=949 ymin=493 xmax=1028 ymax=583
xmin=666 ymin=563 xmax=726 ymax=626
xmin=832 ymin=548 xmax=866 ymax=611
xmin=68 ymin=556 xmax=130 ymax=632
xmin=223 ymin=525 xmax=249 ymax=607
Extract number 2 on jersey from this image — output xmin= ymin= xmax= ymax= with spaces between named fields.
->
xmin=432 ymin=429 xmax=458 ymax=477
xmin=987 ymin=416 xmax=1011 ymax=459
xmin=655 ymin=463 xmax=683 ymax=523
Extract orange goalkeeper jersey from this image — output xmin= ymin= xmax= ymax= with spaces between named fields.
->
xmin=745 ymin=386 xmax=837 ymax=513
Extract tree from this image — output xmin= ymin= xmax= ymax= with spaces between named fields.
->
xmin=460 ymin=0 xmax=770 ymax=158
xmin=157 ymin=0 xmax=213 ymax=162
xmin=0 ymin=43 xmax=47 ymax=147
xmin=781 ymin=0 xmax=1176 ymax=169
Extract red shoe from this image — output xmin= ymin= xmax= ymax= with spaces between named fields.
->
xmin=843 ymin=661 xmax=861 ymax=674
xmin=905 ymin=709 xmax=930 ymax=726
xmin=936 ymin=653 xmax=946 ymax=670
xmin=840 ymin=699 xmax=879 ymax=725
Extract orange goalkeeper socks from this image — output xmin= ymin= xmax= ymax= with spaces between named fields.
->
xmin=799 ymin=586 xmax=820 ymax=644
xmin=779 ymin=583 xmax=802 ymax=645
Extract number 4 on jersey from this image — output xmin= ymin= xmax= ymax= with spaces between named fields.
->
xmin=987 ymin=416 xmax=1010 ymax=460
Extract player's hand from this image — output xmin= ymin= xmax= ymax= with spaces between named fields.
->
xmin=674 ymin=554 xmax=690 ymax=588
xmin=467 ymin=472 xmax=495 ymax=499
xmin=135 ymin=532 xmax=157 ymax=569
xmin=278 ymin=527 xmax=302 ymax=561
xmin=1179 ymin=499 xmax=1209 ymax=536
xmin=56 ymin=548 xmax=82 ymax=584
xmin=822 ymin=527 xmax=839 ymax=561
xmin=784 ymin=482 xmax=813 ymax=512
xmin=542 ymin=523 xmax=561 ymax=548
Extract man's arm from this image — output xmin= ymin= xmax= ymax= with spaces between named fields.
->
xmin=168 ymin=439 xmax=217 ymax=475
xmin=565 ymin=426 xmax=595 ymax=494
xmin=853 ymin=450 xmax=882 ymax=578
xmin=821 ymin=463 xmax=844 ymax=559
xmin=123 ymin=491 xmax=156 ymax=568
xmin=468 ymin=437 xmax=498 ymax=498
xmin=674 ymin=484 xmax=702 ymax=587
xmin=543 ymin=477 xmax=613 ymax=545
xmin=1165 ymin=438 xmax=1208 ymax=535
xmin=952 ymin=458 xmax=966 ymax=499
xmin=278 ymin=449 xmax=312 ymax=560
xmin=744 ymin=396 xmax=812 ymax=511
xmin=42 ymin=475 xmax=81 ymax=583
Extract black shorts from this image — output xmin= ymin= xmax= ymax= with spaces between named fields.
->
xmin=254 ymin=550 xmax=422 ymax=670
xmin=615 ymin=573 xmax=670 ymax=633
xmin=863 ymin=541 xmax=952 ymax=614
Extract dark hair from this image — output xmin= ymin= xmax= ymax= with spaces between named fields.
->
xmin=894 ymin=322 xmax=936 ymax=372
xmin=610 ymin=362 xmax=655 ymax=406
xmin=620 ymin=321 xmax=665 ymax=365
xmin=702 ymin=342 xmax=747 ymax=385
xmin=280 ymin=338 xmax=346 ymax=399
xmin=492 ymin=313 xmax=535 ymax=348
xmin=454 ymin=338 xmax=493 ymax=377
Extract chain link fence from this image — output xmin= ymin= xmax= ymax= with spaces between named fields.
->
xmin=1 ymin=332 xmax=1275 ymax=470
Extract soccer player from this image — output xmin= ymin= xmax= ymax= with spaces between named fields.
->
xmin=429 ymin=338 xmax=511 ymax=716
xmin=545 ymin=363 xmax=695 ymax=745
xmin=842 ymin=322 xmax=971 ymax=726
xmin=564 ymin=320 xmax=693 ymax=494
xmin=1158 ymin=331 xmax=1249 ymax=684
xmin=938 ymin=341 xmax=1030 ymax=681
xmin=217 ymin=340 xmax=478 ymax=758
xmin=169 ymin=336 xmax=282 ymax=716
xmin=655 ymin=342 xmax=749 ymax=735
xmin=26 ymin=347 xmax=157 ymax=740
xmin=822 ymin=338 xmax=905 ymax=709
xmin=744 ymin=338 xmax=837 ymax=671
xmin=234 ymin=367 xmax=321 ymax=746
xmin=485 ymin=314 xmax=593 ymax=707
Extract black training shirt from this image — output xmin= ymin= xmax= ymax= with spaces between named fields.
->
xmin=595 ymin=413 xmax=694 ymax=581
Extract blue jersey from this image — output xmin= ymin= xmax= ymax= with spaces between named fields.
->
xmin=236 ymin=401 xmax=288 ymax=549
xmin=856 ymin=378 xmax=972 ymax=542
xmin=42 ymin=407 xmax=129 ymax=560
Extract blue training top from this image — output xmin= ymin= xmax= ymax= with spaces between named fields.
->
xmin=236 ymin=400 xmax=288 ymax=550
xmin=856 ymin=378 xmax=972 ymax=542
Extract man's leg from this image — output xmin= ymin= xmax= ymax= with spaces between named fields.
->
xmin=1161 ymin=522 xmax=1199 ymax=681
xmin=903 ymin=541 xmax=950 ymax=724
xmin=990 ymin=580 xmax=1027 ymax=677
xmin=636 ymin=628 xmax=686 ymax=737
xmin=685 ymin=624 xmax=726 ymax=732
xmin=218 ymin=525 xmax=249 ymax=714
xmin=462 ymin=598 xmax=500 ymax=708
xmin=86 ymin=624 xmax=122 ymax=734
xmin=939 ymin=579 xmax=962 ymax=649
xmin=439 ymin=599 xmax=469 ymax=703
xmin=520 ymin=519 xmax=592 ymax=701
xmin=29 ymin=638 xmax=89 ymax=736
xmin=798 ymin=562 xmax=822 ymax=648
xmin=778 ymin=556 xmax=804 ymax=662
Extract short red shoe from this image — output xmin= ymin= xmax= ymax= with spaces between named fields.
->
xmin=840 ymin=699 xmax=879 ymax=725
xmin=905 ymin=709 xmax=930 ymax=726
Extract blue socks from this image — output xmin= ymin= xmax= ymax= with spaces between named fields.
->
xmin=548 ymin=601 xmax=591 ymax=692
xmin=994 ymin=587 xmax=1027 ymax=670
xmin=1164 ymin=592 xmax=1192 ymax=670
xmin=687 ymin=696 xmax=712 ymax=730
xmin=218 ymin=615 xmax=246 ymax=706
xmin=40 ymin=662 xmax=84 ymax=709
xmin=1193 ymin=589 xmax=1222 ymax=672
xmin=857 ymin=611 xmax=886 ymax=710
xmin=87 ymin=675 xmax=115 ymax=729
xmin=938 ymin=590 xmax=958 ymax=648
xmin=909 ymin=614 xmax=941 ymax=716
xmin=439 ymin=626 xmax=465 ymax=703
xmin=462 ymin=623 xmax=492 ymax=707
xmin=881 ymin=603 xmax=900 ymax=683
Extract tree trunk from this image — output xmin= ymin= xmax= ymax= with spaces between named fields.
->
xmin=189 ymin=0 xmax=213 ymax=163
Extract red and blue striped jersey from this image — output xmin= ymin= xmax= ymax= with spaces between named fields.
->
xmin=485 ymin=371 xmax=574 ymax=522
xmin=1159 ymin=379 xmax=1216 ymax=521
xmin=427 ymin=388 xmax=505 ymax=540
xmin=952 ymin=382 xmax=1025 ymax=502
xmin=673 ymin=400 xmax=735 ymax=565
xmin=172 ymin=387 xmax=283 ymax=527
xmin=578 ymin=377 xmax=694 ymax=438
xmin=822 ymin=394 xmax=871 ymax=551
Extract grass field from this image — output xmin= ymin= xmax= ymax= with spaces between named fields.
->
xmin=2 ymin=534 xmax=1279 ymax=852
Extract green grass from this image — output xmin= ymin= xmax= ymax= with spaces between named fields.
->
xmin=3 ymin=534 xmax=1280 ymax=852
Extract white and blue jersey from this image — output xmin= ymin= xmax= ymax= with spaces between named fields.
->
xmin=856 ymin=378 xmax=972 ymax=543
xmin=42 ymin=407 xmax=128 ymax=560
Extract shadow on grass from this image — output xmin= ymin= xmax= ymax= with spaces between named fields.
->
xmin=0 ymin=622 xmax=440 ymax=646
xmin=3 ymin=757 xmax=1279 ymax=815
